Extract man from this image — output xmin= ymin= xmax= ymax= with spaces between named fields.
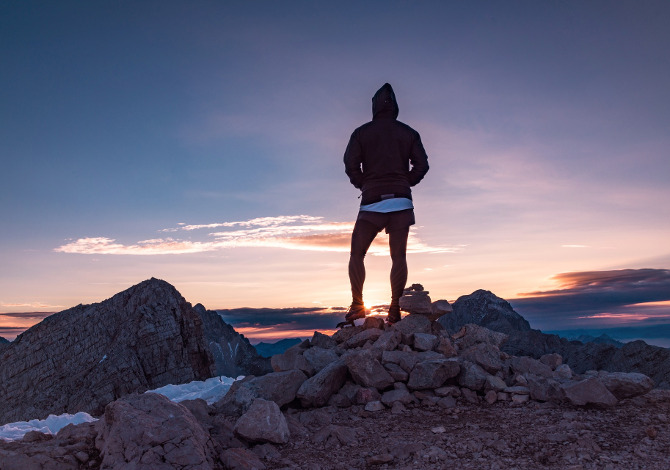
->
xmin=342 ymin=83 xmax=429 ymax=325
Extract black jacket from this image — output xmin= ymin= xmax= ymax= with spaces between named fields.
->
xmin=343 ymin=83 xmax=429 ymax=205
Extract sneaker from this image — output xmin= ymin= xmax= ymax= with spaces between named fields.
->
xmin=387 ymin=305 xmax=401 ymax=324
xmin=345 ymin=303 xmax=367 ymax=321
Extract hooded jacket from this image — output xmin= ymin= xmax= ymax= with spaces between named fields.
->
xmin=343 ymin=83 xmax=429 ymax=205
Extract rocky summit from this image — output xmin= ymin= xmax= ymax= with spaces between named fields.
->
xmin=0 ymin=278 xmax=270 ymax=424
xmin=3 ymin=306 xmax=666 ymax=469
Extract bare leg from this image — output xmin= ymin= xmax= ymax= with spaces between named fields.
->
xmin=349 ymin=219 xmax=380 ymax=307
xmin=389 ymin=227 xmax=409 ymax=307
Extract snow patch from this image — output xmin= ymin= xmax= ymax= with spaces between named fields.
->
xmin=0 ymin=412 xmax=97 ymax=442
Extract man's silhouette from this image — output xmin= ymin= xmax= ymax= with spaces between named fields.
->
xmin=343 ymin=83 xmax=429 ymax=325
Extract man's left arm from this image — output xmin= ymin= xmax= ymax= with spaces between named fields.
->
xmin=408 ymin=132 xmax=429 ymax=186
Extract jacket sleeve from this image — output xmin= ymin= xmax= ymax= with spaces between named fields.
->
xmin=343 ymin=130 xmax=364 ymax=189
xmin=407 ymin=132 xmax=429 ymax=186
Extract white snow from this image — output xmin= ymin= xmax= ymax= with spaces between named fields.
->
xmin=146 ymin=374 xmax=241 ymax=405
xmin=0 ymin=412 xmax=97 ymax=442
xmin=0 ymin=374 xmax=240 ymax=442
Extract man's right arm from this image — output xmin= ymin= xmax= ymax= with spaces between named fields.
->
xmin=343 ymin=130 xmax=364 ymax=189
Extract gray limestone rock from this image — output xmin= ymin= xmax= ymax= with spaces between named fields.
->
xmin=233 ymin=398 xmax=290 ymax=444
xmin=460 ymin=342 xmax=504 ymax=374
xmin=453 ymin=323 xmax=509 ymax=350
xmin=599 ymin=372 xmax=654 ymax=399
xmin=296 ymin=359 xmax=348 ymax=407
xmin=345 ymin=350 xmax=394 ymax=390
xmin=303 ymin=347 xmax=339 ymax=373
xmin=408 ymin=359 xmax=460 ymax=390
xmin=399 ymin=284 xmax=433 ymax=315
xmin=561 ymin=377 xmax=618 ymax=407
xmin=458 ymin=361 xmax=489 ymax=391
xmin=342 ymin=328 xmax=384 ymax=349
xmin=413 ymin=333 xmax=438 ymax=352
xmin=310 ymin=331 xmax=337 ymax=349
xmin=381 ymin=388 xmax=415 ymax=406
xmin=95 ymin=392 xmax=215 ymax=470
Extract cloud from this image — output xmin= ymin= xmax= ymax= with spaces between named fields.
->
xmin=55 ymin=215 xmax=456 ymax=256
xmin=510 ymin=269 xmax=670 ymax=330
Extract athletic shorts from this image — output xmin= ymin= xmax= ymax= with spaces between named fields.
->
xmin=356 ymin=209 xmax=415 ymax=234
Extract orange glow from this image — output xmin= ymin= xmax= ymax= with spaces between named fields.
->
xmin=235 ymin=326 xmax=338 ymax=343
xmin=576 ymin=313 xmax=651 ymax=321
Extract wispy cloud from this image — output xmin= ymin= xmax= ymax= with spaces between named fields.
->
xmin=511 ymin=269 xmax=670 ymax=329
xmin=55 ymin=215 xmax=456 ymax=256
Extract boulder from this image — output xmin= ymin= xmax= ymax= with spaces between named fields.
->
xmin=233 ymin=398 xmax=290 ymax=444
xmin=342 ymin=328 xmax=384 ymax=349
xmin=345 ymin=350 xmax=394 ymax=391
xmin=95 ymin=393 xmax=215 ymax=470
xmin=270 ymin=344 xmax=313 ymax=376
xmin=296 ymin=359 xmax=348 ymax=408
xmin=554 ymin=364 xmax=573 ymax=380
xmin=394 ymin=314 xmax=432 ymax=339
xmin=408 ymin=359 xmax=460 ymax=390
xmin=303 ymin=347 xmax=339 ymax=373
xmin=310 ymin=331 xmax=337 ymax=349
xmin=381 ymin=388 xmax=415 ymax=406
xmin=561 ymin=377 xmax=618 ymax=407
xmin=460 ymin=342 xmax=504 ymax=374
xmin=372 ymin=330 xmax=402 ymax=351
xmin=381 ymin=350 xmax=419 ymax=373
xmin=413 ymin=333 xmax=438 ymax=352
xmin=599 ymin=372 xmax=654 ymax=399
xmin=526 ymin=375 xmax=564 ymax=402
xmin=458 ymin=361 xmax=488 ymax=391
xmin=539 ymin=353 xmax=563 ymax=370
xmin=510 ymin=356 xmax=553 ymax=378
xmin=384 ymin=362 xmax=409 ymax=382
xmin=399 ymin=284 xmax=433 ymax=315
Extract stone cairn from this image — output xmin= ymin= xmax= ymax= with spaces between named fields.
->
xmin=214 ymin=306 xmax=654 ymax=458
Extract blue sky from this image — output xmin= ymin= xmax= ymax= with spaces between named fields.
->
xmin=1 ymin=1 xmax=669 ymax=340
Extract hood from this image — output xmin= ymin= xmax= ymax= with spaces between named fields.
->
xmin=372 ymin=83 xmax=399 ymax=119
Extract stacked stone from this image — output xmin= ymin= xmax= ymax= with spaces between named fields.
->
xmin=399 ymin=283 xmax=452 ymax=321
xmin=213 ymin=314 xmax=654 ymax=453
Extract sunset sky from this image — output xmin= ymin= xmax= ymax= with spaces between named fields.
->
xmin=1 ymin=1 xmax=669 ymax=342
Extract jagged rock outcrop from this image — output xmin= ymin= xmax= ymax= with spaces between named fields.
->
xmin=438 ymin=289 xmax=531 ymax=334
xmin=0 ymin=336 xmax=9 ymax=344
xmin=0 ymin=278 xmax=215 ymax=424
xmin=194 ymin=304 xmax=271 ymax=377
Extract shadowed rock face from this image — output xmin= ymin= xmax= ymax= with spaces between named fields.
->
xmin=0 ymin=278 xmax=215 ymax=424
xmin=438 ymin=290 xmax=531 ymax=334
xmin=194 ymin=304 xmax=271 ymax=378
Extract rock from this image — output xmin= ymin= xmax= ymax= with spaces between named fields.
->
xmin=437 ymin=396 xmax=457 ymax=408
xmin=399 ymin=284 xmax=432 ymax=315
xmin=413 ymin=333 xmax=438 ymax=351
xmin=345 ymin=350 xmax=394 ymax=390
xmin=221 ymin=448 xmax=267 ymax=470
xmin=381 ymin=350 xmax=419 ymax=372
xmin=310 ymin=331 xmax=337 ymax=349
xmin=270 ymin=344 xmax=313 ymax=376
xmin=332 ymin=325 xmax=364 ymax=344
xmin=296 ymin=360 xmax=348 ymax=407
xmin=215 ymin=370 xmax=307 ymax=415
xmin=554 ymin=364 xmax=573 ymax=380
xmin=510 ymin=356 xmax=553 ymax=378
xmin=431 ymin=299 xmax=453 ymax=318
xmin=599 ymin=372 xmax=654 ymax=399
xmin=364 ymin=400 xmax=385 ymax=412
xmin=458 ymin=361 xmax=488 ymax=391
xmin=313 ymin=424 xmax=357 ymax=446
xmin=303 ymin=347 xmax=339 ymax=373
xmin=381 ymin=388 xmax=415 ymax=406
xmin=383 ymin=362 xmax=409 ymax=382
xmin=526 ymin=375 xmax=564 ymax=402
xmin=503 ymin=385 xmax=530 ymax=395
xmin=561 ymin=377 xmax=618 ymax=407
xmin=408 ymin=359 xmax=460 ymax=390
xmin=485 ymin=390 xmax=498 ymax=404
xmin=435 ymin=336 xmax=458 ymax=357
xmin=453 ymin=323 xmax=509 ymax=350
xmin=372 ymin=330 xmax=402 ymax=351
xmin=460 ymin=342 xmax=504 ymax=374
xmin=435 ymin=385 xmax=460 ymax=397
xmin=367 ymin=453 xmax=394 ymax=465
xmin=484 ymin=375 xmax=507 ymax=392
xmin=393 ymin=314 xmax=433 ymax=339
xmin=342 ymin=328 xmax=384 ymax=349
xmin=438 ymin=289 xmax=531 ymax=334
xmin=354 ymin=387 xmax=381 ymax=405
xmin=363 ymin=317 xmax=385 ymax=330
xmin=0 ymin=279 xmax=215 ymax=423
xmin=195 ymin=304 xmax=271 ymax=378
xmin=540 ymin=353 xmax=563 ymax=370
xmin=234 ymin=398 xmax=290 ymax=444
xmin=461 ymin=388 xmax=479 ymax=403
xmin=95 ymin=392 xmax=215 ymax=470
xmin=511 ymin=394 xmax=529 ymax=404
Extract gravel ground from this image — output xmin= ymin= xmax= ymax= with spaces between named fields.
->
xmin=265 ymin=389 xmax=670 ymax=470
